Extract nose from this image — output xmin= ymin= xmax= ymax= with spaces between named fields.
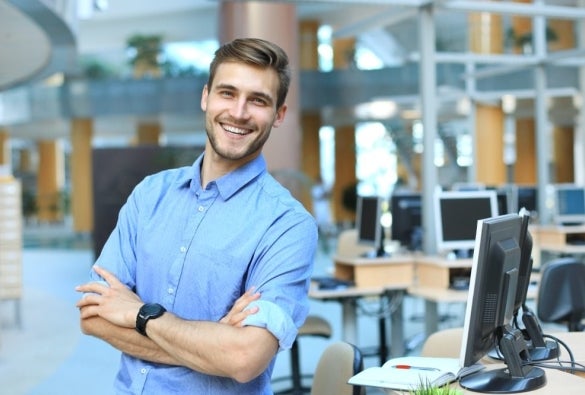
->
xmin=229 ymin=97 xmax=250 ymax=120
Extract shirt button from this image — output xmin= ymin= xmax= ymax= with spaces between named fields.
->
xmin=168 ymin=288 xmax=174 ymax=294
xmin=141 ymin=368 xmax=147 ymax=374
xmin=180 ymin=246 xmax=187 ymax=253
xmin=198 ymin=206 xmax=205 ymax=212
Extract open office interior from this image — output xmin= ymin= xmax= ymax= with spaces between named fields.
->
xmin=2 ymin=1 xmax=585 ymax=394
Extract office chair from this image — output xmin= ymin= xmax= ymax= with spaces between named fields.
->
xmin=537 ymin=257 xmax=585 ymax=332
xmin=273 ymin=315 xmax=332 ymax=394
xmin=420 ymin=327 xmax=464 ymax=358
xmin=310 ymin=341 xmax=365 ymax=395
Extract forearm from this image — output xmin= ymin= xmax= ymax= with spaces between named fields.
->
xmin=80 ymin=315 xmax=181 ymax=366
xmin=146 ymin=312 xmax=278 ymax=383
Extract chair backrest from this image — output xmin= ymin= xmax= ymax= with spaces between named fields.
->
xmin=537 ymin=257 xmax=585 ymax=331
xmin=310 ymin=341 xmax=365 ymax=395
xmin=336 ymin=229 xmax=372 ymax=257
xmin=420 ymin=327 xmax=464 ymax=358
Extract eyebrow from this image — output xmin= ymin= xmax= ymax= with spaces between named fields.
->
xmin=214 ymin=83 xmax=275 ymax=106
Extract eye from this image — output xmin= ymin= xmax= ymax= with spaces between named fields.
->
xmin=250 ymin=97 xmax=268 ymax=106
xmin=219 ymin=90 xmax=234 ymax=98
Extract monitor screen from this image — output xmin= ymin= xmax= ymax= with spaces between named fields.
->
xmin=553 ymin=184 xmax=585 ymax=225
xmin=459 ymin=214 xmax=546 ymax=393
xmin=434 ymin=190 xmax=498 ymax=255
xmin=515 ymin=185 xmax=538 ymax=215
xmin=356 ymin=195 xmax=384 ymax=256
xmin=390 ymin=192 xmax=422 ymax=251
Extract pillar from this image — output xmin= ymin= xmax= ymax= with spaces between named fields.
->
xmin=0 ymin=128 xmax=10 ymax=171
xmin=299 ymin=20 xmax=322 ymax=213
xmin=332 ymin=37 xmax=358 ymax=224
xmin=514 ymin=119 xmax=537 ymax=184
xmin=136 ymin=120 xmax=162 ymax=145
xmin=469 ymin=10 xmax=507 ymax=185
xmin=36 ymin=140 xmax=65 ymax=222
xmin=70 ymin=118 xmax=94 ymax=233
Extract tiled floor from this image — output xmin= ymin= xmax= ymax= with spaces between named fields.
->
xmin=0 ymin=223 xmax=475 ymax=394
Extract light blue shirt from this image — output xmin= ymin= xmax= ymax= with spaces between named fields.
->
xmin=93 ymin=153 xmax=318 ymax=394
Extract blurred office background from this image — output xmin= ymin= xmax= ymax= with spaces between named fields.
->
xmin=0 ymin=0 xmax=583 ymax=393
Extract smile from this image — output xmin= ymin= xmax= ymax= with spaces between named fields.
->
xmin=222 ymin=123 xmax=252 ymax=136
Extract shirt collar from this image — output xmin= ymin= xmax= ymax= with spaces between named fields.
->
xmin=182 ymin=153 xmax=267 ymax=200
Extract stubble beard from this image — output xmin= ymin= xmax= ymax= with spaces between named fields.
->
xmin=206 ymin=119 xmax=271 ymax=162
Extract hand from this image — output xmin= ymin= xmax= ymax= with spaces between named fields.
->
xmin=76 ymin=265 xmax=143 ymax=329
xmin=219 ymin=287 xmax=260 ymax=327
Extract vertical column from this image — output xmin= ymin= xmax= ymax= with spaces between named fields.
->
xmin=553 ymin=126 xmax=575 ymax=183
xmin=515 ymin=119 xmax=537 ymax=184
xmin=299 ymin=20 xmax=321 ymax=185
xmin=70 ymin=118 xmax=94 ymax=234
xmin=0 ymin=128 xmax=10 ymax=170
xmin=219 ymin=1 xmax=301 ymax=174
xmin=469 ymin=10 xmax=507 ymax=185
xmin=136 ymin=120 xmax=162 ymax=145
xmin=331 ymin=37 xmax=358 ymax=225
xmin=36 ymin=140 xmax=65 ymax=222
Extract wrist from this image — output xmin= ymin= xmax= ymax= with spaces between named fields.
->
xmin=136 ymin=303 xmax=166 ymax=336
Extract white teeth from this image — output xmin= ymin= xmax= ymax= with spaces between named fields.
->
xmin=223 ymin=124 xmax=249 ymax=135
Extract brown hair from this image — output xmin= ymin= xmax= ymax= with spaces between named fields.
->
xmin=207 ymin=38 xmax=291 ymax=109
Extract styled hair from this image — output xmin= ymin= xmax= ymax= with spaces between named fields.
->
xmin=207 ymin=38 xmax=291 ymax=109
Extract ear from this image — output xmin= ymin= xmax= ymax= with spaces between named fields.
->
xmin=200 ymin=85 xmax=209 ymax=111
xmin=272 ymin=104 xmax=287 ymax=128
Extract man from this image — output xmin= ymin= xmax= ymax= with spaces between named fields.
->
xmin=76 ymin=38 xmax=318 ymax=394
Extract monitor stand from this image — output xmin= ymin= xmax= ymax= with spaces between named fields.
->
xmin=361 ymin=227 xmax=390 ymax=258
xmin=488 ymin=310 xmax=559 ymax=361
xmin=461 ymin=326 xmax=546 ymax=393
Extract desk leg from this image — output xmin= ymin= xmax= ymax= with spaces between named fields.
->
xmin=341 ymin=298 xmax=358 ymax=344
xmin=425 ymin=299 xmax=439 ymax=336
xmin=390 ymin=292 xmax=405 ymax=358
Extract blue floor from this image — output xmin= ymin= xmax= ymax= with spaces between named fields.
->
xmin=0 ymin=223 xmax=470 ymax=394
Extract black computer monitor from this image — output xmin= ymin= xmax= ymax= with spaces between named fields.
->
xmin=390 ymin=192 xmax=422 ymax=251
xmin=434 ymin=190 xmax=498 ymax=257
xmin=459 ymin=214 xmax=546 ymax=393
xmin=515 ymin=185 xmax=538 ymax=215
xmin=356 ymin=195 xmax=385 ymax=257
xmin=490 ymin=210 xmax=559 ymax=361
xmin=552 ymin=184 xmax=585 ymax=226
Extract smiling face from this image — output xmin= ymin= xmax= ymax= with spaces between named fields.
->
xmin=201 ymin=61 xmax=287 ymax=171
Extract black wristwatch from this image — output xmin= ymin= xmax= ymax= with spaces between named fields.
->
xmin=136 ymin=303 xmax=166 ymax=337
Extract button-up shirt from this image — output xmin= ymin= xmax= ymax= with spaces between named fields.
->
xmin=93 ymin=153 xmax=318 ymax=394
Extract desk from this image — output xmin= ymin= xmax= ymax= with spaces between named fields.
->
xmin=409 ymin=255 xmax=539 ymax=337
xmin=531 ymin=225 xmax=585 ymax=268
xmin=309 ymin=284 xmax=407 ymax=360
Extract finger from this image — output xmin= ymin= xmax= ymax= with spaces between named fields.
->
xmin=92 ymin=265 xmax=122 ymax=287
xmin=75 ymin=280 xmax=109 ymax=296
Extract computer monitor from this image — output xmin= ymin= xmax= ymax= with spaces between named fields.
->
xmin=434 ymin=190 xmax=498 ymax=257
xmin=515 ymin=185 xmax=538 ymax=216
xmin=552 ymin=184 xmax=585 ymax=226
xmin=356 ymin=195 xmax=385 ymax=257
xmin=390 ymin=192 xmax=422 ymax=251
xmin=490 ymin=210 xmax=559 ymax=361
xmin=459 ymin=214 xmax=546 ymax=393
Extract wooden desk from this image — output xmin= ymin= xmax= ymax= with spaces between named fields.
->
xmin=333 ymin=254 xmax=414 ymax=288
xmin=531 ymin=225 xmax=585 ymax=268
xmin=309 ymin=284 xmax=407 ymax=359
xmin=409 ymin=255 xmax=539 ymax=337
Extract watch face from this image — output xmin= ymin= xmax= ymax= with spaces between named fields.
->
xmin=141 ymin=303 xmax=164 ymax=316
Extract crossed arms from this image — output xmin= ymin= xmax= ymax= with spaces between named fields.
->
xmin=76 ymin=265 xmax=278 ymax=383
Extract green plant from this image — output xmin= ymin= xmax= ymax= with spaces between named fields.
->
xmin=126 ymin=34 xmax=164 ymax=68
xmin=410 ymin=378 xmax=463 ymax=395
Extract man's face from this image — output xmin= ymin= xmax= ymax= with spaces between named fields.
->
xmin=201 ymin=62 xmax=287 ymax=165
